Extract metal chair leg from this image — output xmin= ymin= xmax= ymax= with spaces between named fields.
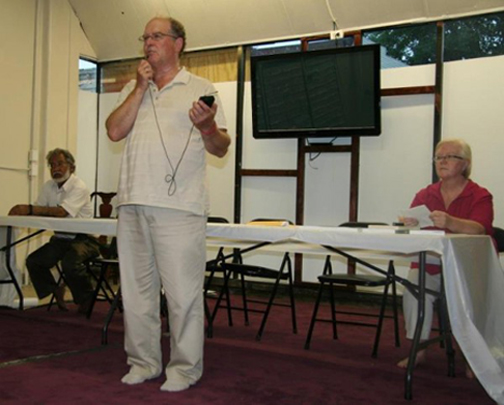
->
xmin=372 ymin=277 xmax=390 ymax=358
xmin=286 ymin=259 xmax=297 ymax=334
xmin=102 ymin=286 xmax=121 ymax=345
xmin=304 ymin=280 xmax=325 ymax=350
xmin=255 ymin=254 xmax=291 ymax=341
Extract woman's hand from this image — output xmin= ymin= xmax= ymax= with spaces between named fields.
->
xmin=428 ymin=211 xmax=485 ymax=234
xmin=429 ymin=210 xmax=451 ymax=229
xmin=398 ymin=216 xmax=419 ymax=227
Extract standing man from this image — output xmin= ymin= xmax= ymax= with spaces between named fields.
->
xmin=106 ymin=16 xmax=230 ymax=392
xmin=9 ymin=148 xmax=100 ymax=313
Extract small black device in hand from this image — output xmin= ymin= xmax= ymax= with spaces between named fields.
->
xmin=199 ymin=95 xmax=215 ymax=107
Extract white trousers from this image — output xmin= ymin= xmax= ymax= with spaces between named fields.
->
xmin=402 ymin=268 xmax=441 ymax=340
xmin=117 ymin=205 xmax=206 ymax=384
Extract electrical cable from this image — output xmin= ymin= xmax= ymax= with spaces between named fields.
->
xmin=324 ymin=0 xmax=338 ymax=30
xmin=148 ymin=85 xmax=194 ymax=196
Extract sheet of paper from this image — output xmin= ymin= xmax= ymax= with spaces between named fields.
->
xmin=399 ymin=205 xmax=433 ymax=228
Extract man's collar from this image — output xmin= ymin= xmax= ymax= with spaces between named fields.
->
xmin=154 ymin=67 xmax=189 ymax=92
xmin=172 ymin=66 xmax=189 ymax=84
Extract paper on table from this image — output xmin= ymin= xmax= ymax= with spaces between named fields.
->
xmin=399 ymin=205 xmax=434 ymax=228
xmin=247 ymin=220 xmax=290 ymax=227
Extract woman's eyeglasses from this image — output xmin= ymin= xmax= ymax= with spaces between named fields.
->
xmin=432 ymin=155 xmax=464 ymax=163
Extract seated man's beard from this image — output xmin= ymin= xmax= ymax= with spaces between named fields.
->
xmin=53 ymin=170 xmax=71 ymax=184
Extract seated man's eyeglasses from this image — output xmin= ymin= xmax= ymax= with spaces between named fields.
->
xmin=138 ymin=32 xmax=178 ymax=42
xmin=48 ymin=161 xmax=69 ymax=169
xmin=433 ymin=155 xmax=464 ymax=163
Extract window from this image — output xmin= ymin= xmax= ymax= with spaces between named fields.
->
xmin=363 ymin=23 xmax=437 ymax=68
xmin=250 ymin=37 xmax=355 ymax=55
xmin=444 ymin=12 xmax=504 ymax=61
xmin=363 ymin=12 xmax=504 ymax=68
xmin=251 ymin=40 xmax=301 ymax=57
xmin=306 ymin=37 xmax=355 ymax=51
xmin=79 ymin=58 xmax=97 ymax=92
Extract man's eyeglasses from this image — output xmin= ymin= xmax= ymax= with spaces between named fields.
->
xmin=433 ymin=155 xmax=464 ymax=163
xmin=138 ymin=32 xmax=178 ymax=43
xmin=48 ymin=161 xmax=68 ymax=169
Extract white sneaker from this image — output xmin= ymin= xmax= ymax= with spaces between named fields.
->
xmin=121 ymin=370 xmax=161 ymax=385
xmin=160 ymin=378 xmax=197 ymax=392
xmin=160 ymin=381 xmax=190 ymax=392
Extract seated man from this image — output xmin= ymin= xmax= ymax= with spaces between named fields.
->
xmin=9 ymin=148 xmax=100 ymax=313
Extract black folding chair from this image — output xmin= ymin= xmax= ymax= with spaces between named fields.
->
xmin=210 ymin=219 xmax=297 ymax=341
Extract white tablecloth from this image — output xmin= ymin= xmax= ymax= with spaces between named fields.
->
xmin=0 ymin=227 xmax=20 ymax=307
xmin=1 ymin=217 xmax=503 ymax=403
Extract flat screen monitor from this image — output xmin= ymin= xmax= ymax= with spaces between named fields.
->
xmin=251 ymin=44 xmax=381 ymax=139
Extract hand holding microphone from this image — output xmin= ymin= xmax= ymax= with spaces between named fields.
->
xmin=136 ymin=59 xmax=154 ymax=90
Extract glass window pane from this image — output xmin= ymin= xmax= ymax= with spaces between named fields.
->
xmin=251 ymin=40 xmax=301 ymax=57
xmin=444 ymin=12 xmax=504 ymax=62
xmin=79 ymin=58 xmax=97 ymax=92
xmin=363 ymin=23 xmax=437 ymax=68
xmin=307 ymin=37 xmax=355 ymax=51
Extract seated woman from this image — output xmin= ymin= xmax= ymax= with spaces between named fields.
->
xmin=397 ymin=138 xmax=494 ymax=376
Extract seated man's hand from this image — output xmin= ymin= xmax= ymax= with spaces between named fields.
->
xmin=9 ymin=204 xmax=30 ymax=216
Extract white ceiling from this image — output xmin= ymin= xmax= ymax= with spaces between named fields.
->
xmin=68 ymin=0 xmax=504 ymax=61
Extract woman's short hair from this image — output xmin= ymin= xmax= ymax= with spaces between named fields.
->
xmin=435 ymin=138 xmax=472 ymax=178
xmin=46 ymin=148 xmax=76 ymax=171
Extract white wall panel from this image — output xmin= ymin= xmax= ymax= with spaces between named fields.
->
xmin=304 ymin=153 xmax=352 ymax=227
xmin=0 ymin=0 xmax=36 ymax=214
xmin=442 ymin=55 xmax=504 ymax=226
xmin=359 ymin=94 xmax=435 ymax=224
xmin=76 ymin=90 xmax=98 ymax=200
